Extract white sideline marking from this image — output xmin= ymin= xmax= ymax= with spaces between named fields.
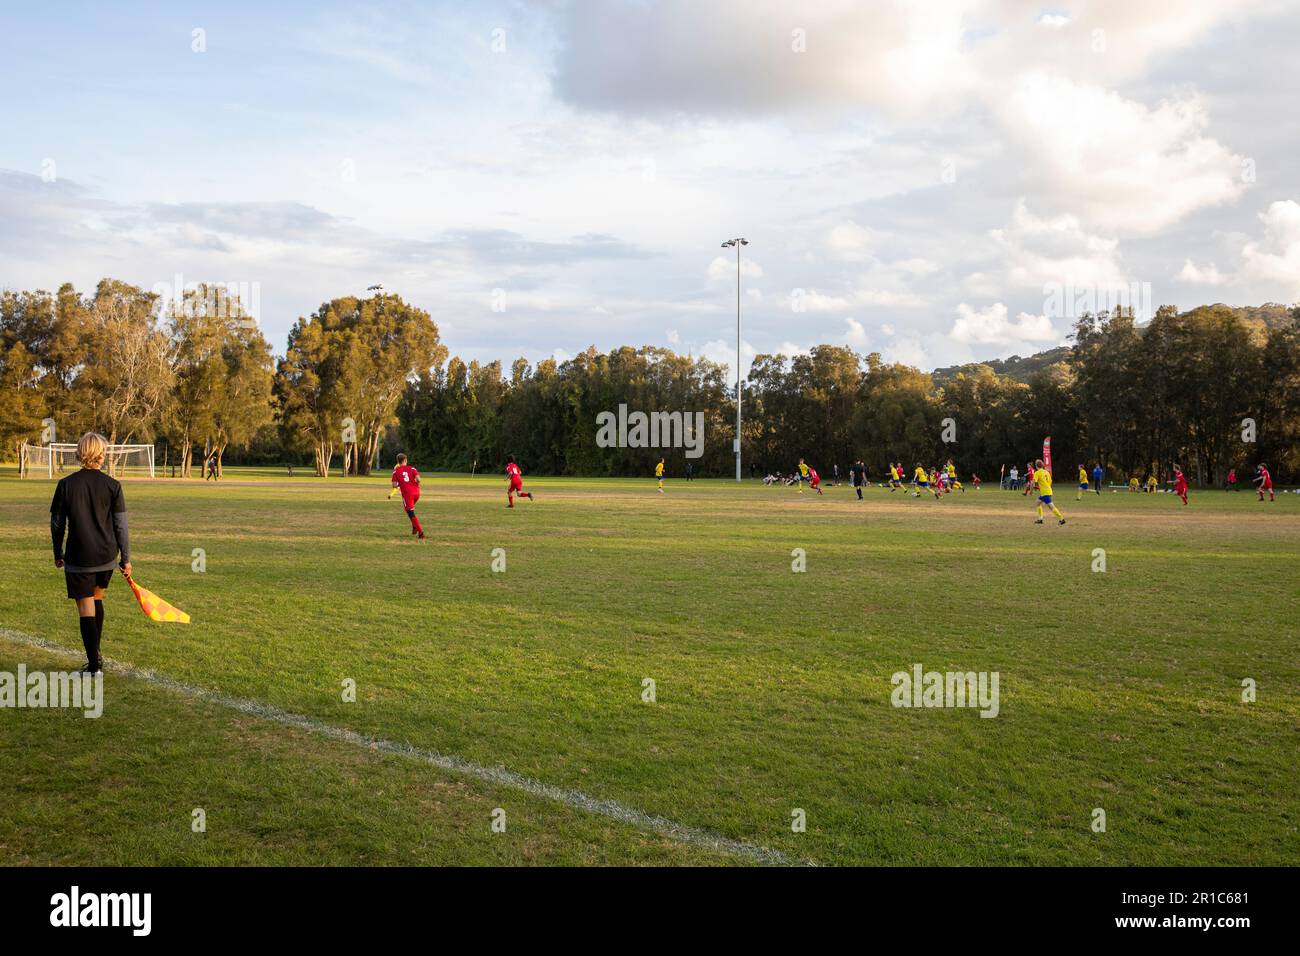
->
xmin=0 ymin=627 xmax=801 ymax=866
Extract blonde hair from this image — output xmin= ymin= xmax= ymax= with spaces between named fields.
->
xmin=77 ymin=432 xmax=108 ymax=469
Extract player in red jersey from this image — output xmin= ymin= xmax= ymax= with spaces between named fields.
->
xmin=808 ymin=466 xmax=824 ymax=495
xmin=389 ymin=453 xmax=424 ymax=540
xmin=1254 ymin=463 xmax=1275 ymax=501
xmin=1172 ymin=464 xmax=1189 ymax=505
xmin=506 ymin=455 xmax=534 ymax=508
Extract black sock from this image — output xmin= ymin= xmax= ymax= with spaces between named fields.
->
xmin=94 ymin=600 xmax=104 ymax=666
xmin=79 ymin=616 xmax=98 ymax=670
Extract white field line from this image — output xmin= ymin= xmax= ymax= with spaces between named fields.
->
xmin=0 ymin=627 xmax=803 ymax=867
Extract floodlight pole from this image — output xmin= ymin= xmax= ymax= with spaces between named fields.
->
xmin=722 ymin=238 xmax=747 ymax=482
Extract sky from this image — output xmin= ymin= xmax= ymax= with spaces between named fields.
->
xmin=2 ymin=0 xmax=1298 ymax=375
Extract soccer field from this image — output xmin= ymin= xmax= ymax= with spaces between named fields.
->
xmin=1 ymin=471 xmax=1297 ymax=866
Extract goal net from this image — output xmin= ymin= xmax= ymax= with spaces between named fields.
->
xmin=20 ymin=442 xmax=156 ymax=479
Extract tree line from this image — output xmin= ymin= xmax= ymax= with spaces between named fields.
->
xmin=3 ymin=279 xmax=1297 ymax=483
xmin=400 ymin=304 xmax=1299 ymax=485
xmin=0 ymin=280 xmax=441 ymax=477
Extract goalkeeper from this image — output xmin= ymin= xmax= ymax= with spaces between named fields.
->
xmin=50 ymin=432 xmax=131 ymax=675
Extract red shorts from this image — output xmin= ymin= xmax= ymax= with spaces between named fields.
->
xmin=509 ymin=477 xmax=523 ymax=492
xmin=402 ymin=489 xmax=420 ymax=509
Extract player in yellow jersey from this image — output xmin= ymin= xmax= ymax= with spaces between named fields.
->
xmin=797 ymin=458 xmax=810 ymax=494
xmin=1032 ymin=459 xmax=1065 ymax=525
xmin=1146 ymin=473 xmax=1158 ymax=493
xmin=1076 ymin=464 xmax=1089 ymax=500
xmin=655 ymin=457 xmax=665 ymax=493
xmin=945 ymin=459 xmax=958 ymax=493
xmin=913 ymin=464 xmax=940 ymax=499
xmin=889 ymin=462 xmax=903 ymax=491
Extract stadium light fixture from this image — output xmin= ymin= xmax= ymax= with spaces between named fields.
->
xmin=721 ymin=238 xmax=747 ymax=481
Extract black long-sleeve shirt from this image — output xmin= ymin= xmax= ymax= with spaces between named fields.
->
xmin=50 ymin=468 xmax=130 ymax=572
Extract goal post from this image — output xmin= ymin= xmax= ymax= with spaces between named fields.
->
xmin=20 ymin=442 xmax=155 ymax=479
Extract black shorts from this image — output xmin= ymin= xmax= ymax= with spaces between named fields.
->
xmin=65 ymin=569 xmax=113 ymax=600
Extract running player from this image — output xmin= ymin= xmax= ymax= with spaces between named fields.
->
xmin=1077 ymin=464 xmax=1089 ymax=500
xmin=390 ymin=453 xmax=424 ymax=540
xmin=1022 ymin=460 xmax=1037 ymax=496
xmin=507 ymin=455 xmax=534 ymax=507
xmin=1031 ymin=459 xmax=1065 ymax=525
xmin=1255 ymin=463 xmax=1275 ymax=502
xmin=655 ymin=457 xmax=665 ymax=494
xmin=1172 ymin=465 xmax=1188 ymax=505
xmin=913 ymin=463 xmax=940 ymax=499
xmin=809 ymin=466 xmax=824 ymax=495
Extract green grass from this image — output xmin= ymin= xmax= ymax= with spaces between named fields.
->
xmin=1 ymin=469 xmax=1297 ymax=865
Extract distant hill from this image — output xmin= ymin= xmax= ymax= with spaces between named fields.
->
xmin=932 ymin=304 xmax=1296 ymax=383
xmin=932 ymin=346 xmax=1072 ymax=384
xmin=1206 ymin=302 xmax=1296 ymax=330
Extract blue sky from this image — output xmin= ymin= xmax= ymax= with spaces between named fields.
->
xmin=2 ymin=0 xmax=1298 ymax=373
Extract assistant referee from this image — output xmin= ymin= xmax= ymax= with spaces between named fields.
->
xmin=50 ymin=432 xmax=132 ymax=674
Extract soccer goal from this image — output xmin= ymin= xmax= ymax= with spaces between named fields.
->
xmin=19 ymin=442 xmax=155 ymax=479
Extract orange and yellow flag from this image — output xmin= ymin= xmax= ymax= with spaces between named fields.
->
xmin=125 ymin=575 xmax=191 ymax=624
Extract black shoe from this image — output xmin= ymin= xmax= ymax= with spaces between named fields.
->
xmin=1034 ymin=518 xmax=1044 ymax=524
xmin=1059 ymin=518 xmax=1066 ymax=525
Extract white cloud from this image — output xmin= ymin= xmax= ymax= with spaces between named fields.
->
xmin=885 ymin=336 xmax=932 ymax=369
xmin=666 ymin=328 xmax=681 ymax=344
xmin=794 ymin=290 xmax=853 ymax=312
xmin=997 ymin=73 xmax=1246 ymax=233
xmin=855 ymin=289 xmax=928 ymax=308
xmin=1241 ymin=200 xmax=1300 ymax=296
xmin=1178 ymin=259 xmax=1227 ymax=285
xmin=1037 ymin=14 xmax=1071 ymax=29
xmin=700 ymin=337 xmax=758 ymax=379
xmin=950 ymin=302 xmax=1060 ymax=347
xmin=844 ymin=317 xmax=869 ymax=348
xmin=707 ymin=255 xmax=763 ymax=282
xmin=990 ymin=201 xmax=1129 ymax=291
xmin=827 ymin=222 xmax=876 ymax=261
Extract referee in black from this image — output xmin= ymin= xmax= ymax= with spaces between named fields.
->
xmin=50 ymin=432 xmax=131 ymax=674
xmin=850 ymin=459 xmax=867 ymax=499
